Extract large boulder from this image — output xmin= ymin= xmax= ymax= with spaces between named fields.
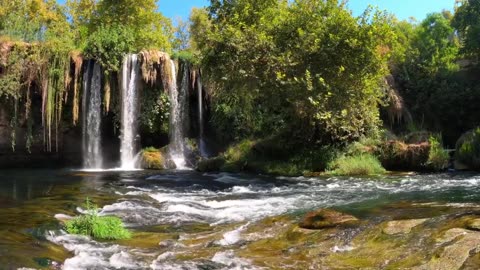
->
xmin=299 ymin=209 xmax=359 ymax=230
xmin=455 ymin=128 xmax=480 ymax=170
xmin=140 ymin=148 xmax=166 ymax=170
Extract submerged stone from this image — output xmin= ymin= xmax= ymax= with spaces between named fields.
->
xmin=382 ymin=218 xmax=428 ymax=235
xmin=299 ymin=209 xmax=358 ymax=230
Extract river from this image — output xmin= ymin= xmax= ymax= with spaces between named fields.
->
xmin=1 ymin=170 xmax=480 ymax=269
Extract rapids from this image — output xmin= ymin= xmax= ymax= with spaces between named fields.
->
xmin=2 ymin=170 xmax=480 ymax=269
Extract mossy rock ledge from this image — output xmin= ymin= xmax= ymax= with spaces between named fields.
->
xmin=299 ymin=208 xmax=359 ymax=230
xmin=140 ymin=148 xmax=166 ymax=170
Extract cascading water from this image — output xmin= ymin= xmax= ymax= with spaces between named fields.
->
xmin=82 ymin=61 xmax=103 ymax=169
xmin=197 ymin=74 xmax=207 ymax=157
xmin=120 ymin=54 xmax=141 ymax=170
xmin=168 ymin=60 xmax=188 ymax=169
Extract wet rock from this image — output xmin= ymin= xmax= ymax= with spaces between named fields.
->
xmin=436 ymin=228 xmax=469 ymax=244
xmin=196 ymin=157 xmax=225 ymax=172
xmin=382 ymin=219 xmax=428 ymax=235
xmin=467 ymin=219 xmax=480 ymax=231
xmin=140 ymin=148 xmax=165 ymax=170
xmin=299 ymin=209 xmax=358 ymax=230
xmin=415 ymin=228 xmax=480 ymax=270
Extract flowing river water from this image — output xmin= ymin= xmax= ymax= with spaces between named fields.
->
xmin=2 ymin=170 xmax=480 ymax=269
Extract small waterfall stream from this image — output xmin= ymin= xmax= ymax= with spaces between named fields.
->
xmin=197 ymin=74 xmax=207 ymax=157
xmin=168 ymin=60 xmax=188 ymax=169
xmin=120 ymin=54 xmax=141 ymax=170
xmin=81 ymin=61 xmax=103 ymax=169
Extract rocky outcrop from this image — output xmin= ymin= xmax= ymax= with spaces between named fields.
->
xmin=414 ymin=228 xmax=480 ymax=270
xmin=382 ymin=219 xmax=428 ymax=235
xmin=299 ymin=209 xmax=359 ymax=230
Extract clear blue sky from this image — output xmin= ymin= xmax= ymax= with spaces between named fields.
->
xmin=57 ymin=0 xmax=456 ymax=22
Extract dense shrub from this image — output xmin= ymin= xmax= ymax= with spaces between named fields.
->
xmin=426 ymin=136 xmax=449 ymax=171
xmin=456 ymin=128 xmax=480 ymax=170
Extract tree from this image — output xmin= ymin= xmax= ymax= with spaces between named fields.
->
xmin=90 ymin=0 xmax=174 ymax=53
xmin=452 ymin=0 xmax=480 ymax=60
xmin=194 ymin=0 xmax=394 ymax=143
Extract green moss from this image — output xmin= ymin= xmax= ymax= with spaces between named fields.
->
xmin=327 ymin=153 xmax=386 ymax=176
xmin=140 ymin=147 xmax=165 ymax=170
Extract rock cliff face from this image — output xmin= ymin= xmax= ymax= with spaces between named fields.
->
xmin=0 ymin=102 xmax=83 ymax=168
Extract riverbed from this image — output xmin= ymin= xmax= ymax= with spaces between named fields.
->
xmin=2 ymin=169 xmax=480 ymax=269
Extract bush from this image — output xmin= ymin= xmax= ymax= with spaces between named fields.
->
xmin=456 ymin=128 xmax=480 ymax=170
xmin=211 ymin=139 xmax=339 ymax=176
xmin=65 ymin=199 xmax=131 ymax=240
xmin=327 ymin=153 xmax=386 ymax=176
xmin=426 ymin=135 xmax=449 ymax=171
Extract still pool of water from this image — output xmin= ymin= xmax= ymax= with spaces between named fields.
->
xmin=1 ymin=170 xmax=480 ymax=269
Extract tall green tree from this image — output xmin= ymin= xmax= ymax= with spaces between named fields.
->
xmin=452 ymin=0 xmax=480 ymax=60
xmin=194 ymin=0 xmax=395 ymax=143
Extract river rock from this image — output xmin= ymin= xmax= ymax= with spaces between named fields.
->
xmin=299 ymin=209 xmax=358 ymax=230
xmin=414 ymin=228 xmax=480 ymax=270
xmin=382 ymin=219 xmax=428 ymax=235
xmin=467 ymin=218 xmax=480 ymax=231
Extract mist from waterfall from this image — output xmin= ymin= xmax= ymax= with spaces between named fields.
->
xmin=120 ymin=54 xmax=141 ymax=170
xmin=82 ymin=61 xmax=103 ymax=169
xmin=168 ymin=60 xmax=188 ymax=169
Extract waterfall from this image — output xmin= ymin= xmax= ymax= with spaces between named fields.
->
xmin=197 ymin=74 xmax=207 ymax=157
xmin=168 ymin=60 xmax=188 ymax=169
xmin=82 ymin=61 xmax=103 ymax=169
xmin=120 ymin=54 xmax=140 ymax=170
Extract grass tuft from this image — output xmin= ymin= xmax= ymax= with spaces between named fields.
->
xmin=328 ymin=153 xmax=386 ymax=176
xmin=64 ymin=199 xmax=131 ymax=240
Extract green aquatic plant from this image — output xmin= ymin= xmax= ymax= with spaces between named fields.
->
xmin=426 ymin=135 xmax=449 ymax=171
xmin=65 ymin=198 xmax=131 ymax=240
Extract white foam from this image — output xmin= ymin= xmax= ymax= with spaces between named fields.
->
xmin=218 ymin=223 xmax=249 ymax=246
xmin=109 ymin=251 xmax=141 ymax=269
xmin=211 ymin=250 xmax=257 ymax=269
xmin=331 ymin=245 xmax=355 ymax=253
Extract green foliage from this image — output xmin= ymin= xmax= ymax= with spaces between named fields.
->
xmin=194 ymin=0 xmax=394 ymax=144
xmin=90 ymin=0 xmax=174 ymax=53
xmin=202 ymin=138 xmax=339 ymax=176
xmin=452 ymin=0 xmax=480 ymax=59
xmin=140 ymin=91 xmax=170 ymax=135
xmin=327 ymin=154 xmax=386 ymax=176
xmin=426 ymin=135 xmax=449 ymax=171
xmin=456 ymin=128 xmax=480 ymax=170
xmin=65 ymin=198 xmax=131 ymax=240
xmin=84 ymin=24 xmax=135 ymax=72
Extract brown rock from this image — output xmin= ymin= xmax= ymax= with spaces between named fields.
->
xmin=382 ymin=219 xmax=428 ymax=235
xmin=299 ymin=209 xmax=358 ymax=230
xmin=415 ymin=228 xmax=480 ymax=270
